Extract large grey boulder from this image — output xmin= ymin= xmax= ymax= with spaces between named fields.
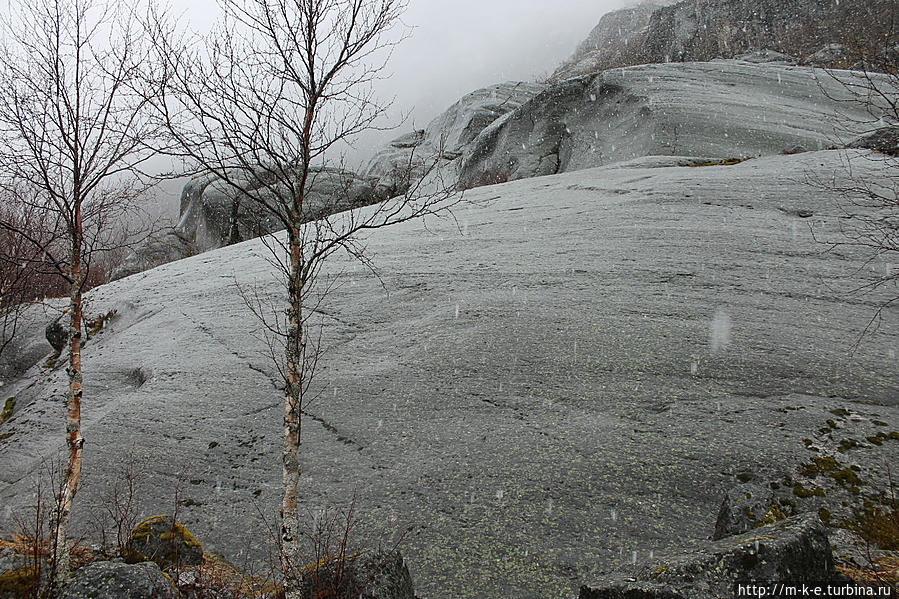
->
xmin=59 ymin=561 xmax=179 ymax=599
xmin=115 ymin=166 xmax=377 ymax=279
xmin=301 ymin=550 xmax=414 ymax=599
xmin=364 ymin=81 xmax=546 ymax=196
xmin=580 ymin=514 xmax=840 ymax=599
xmin=459 ymin=61 xmax=892 ymax=188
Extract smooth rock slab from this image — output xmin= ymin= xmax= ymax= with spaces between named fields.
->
xmin=59 ymin=561 xmax=179 ymax=599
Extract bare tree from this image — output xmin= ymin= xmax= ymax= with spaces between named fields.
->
xmin=147 ymin=0 xmax=455 ymax=593
xmin=0 ymin=0 xmax=164 ymax=587
xmin=813 ymin=20 xmax=899 ymax=337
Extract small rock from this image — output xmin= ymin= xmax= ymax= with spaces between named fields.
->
xmin=58 ymin=560 xmax=179 ymax=599
xmin=301 ymin=550 xmax=414 ymax=599
xmin=124 ymin=514 xmax=203 ymax=569
xmin=45 ymin=316 xmax=68 ymax=354
xmin=714 ymin=483 xmax=779 ymax=540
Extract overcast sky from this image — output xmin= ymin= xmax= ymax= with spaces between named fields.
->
xmin=145 ymin=0 xmax=629 ymax=216
xmin=175 ymin=0 xmax=628 ymax=166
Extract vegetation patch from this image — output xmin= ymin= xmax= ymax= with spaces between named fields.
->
xmin=0 ymin=565 xmax=38 ymax=596
xmin=844 ymin=500 xmax=899 ymax=551
xmin=793 ymin=483 xmax=826 ymax=498
xmin=0 ymin=397 xmax=13 ymax=426
xmin=687 ymin=157 xmax=749 ymax=167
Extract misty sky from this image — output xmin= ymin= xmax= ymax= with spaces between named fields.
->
xmin=174 ymin=0 xmax=628 ymax=166
xmin=144 ymin=0 xmax=630 ymax=216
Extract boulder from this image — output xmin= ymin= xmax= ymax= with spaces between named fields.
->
xmin=58 ymin=560 xmax=179 ymax=599
xmin=111 ymin=230 xmax=195 ymax=281
xmin=801 ymin=44 xmax=850 ymax=68
xmin=45 ymin=315 xmax=68 ymax=354
xmin=848 ymin=126 xmax=899 ymax=156
xmin=364 ymin=81 xmax=546 ymax=196
xmin=124 ymin=515 xmax=203 ymax=569
xmin=117 ymin=165 xmax=378 ymax=277
xmin=459 ymin=61 xmax=888 ymax=188
xmin=302 ymin=550 xmax=414 ymax=599
xmin=713 ymin=483 xmax=787 ymax=540
xmin=579 ymin=514 xmax=839 ymax=599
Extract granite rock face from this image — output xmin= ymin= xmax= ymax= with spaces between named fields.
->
xmin=580 ymin=514 xmax=839 ymax=599
xmin=459 ymin=61 xmax=891 ymax=188
xmin=1 ymin=150 xmax=896 ymax=598
xmin=363 ymin=81 xmax=546 ymax=197
xmin=58 ymin=561 xmax=179 ymax=599
xmin=115 ymin=166 xmax=377 ymax=279
xmin=552 ymin=0 xmax=898 ymax=80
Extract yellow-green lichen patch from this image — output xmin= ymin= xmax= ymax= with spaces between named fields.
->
xmin=838 ymin=438 xmax=862 ymax=453
xmin=800 ymin=456 xmax=840 ymax=477
xmin=756 ymin=506 xmax=787 ymax=527
xmin=818 ymin=508 xmax=832 ymax=525
xmin=793 ymin=483 xmax=826 ymax=498
xmin=125 ymin=514 xmax=203 ymax=568
xmin=0 ymin=397 xmax=13 ymax=425
xmin=43 ymin=352 xmax=60 ymax=370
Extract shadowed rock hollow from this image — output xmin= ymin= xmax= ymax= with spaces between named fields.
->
xmin=0 ymin=148 xmax=896 ymax=598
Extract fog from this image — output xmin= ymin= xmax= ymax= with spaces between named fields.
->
xmin=141 ymin=0 xmax=628 ymax=219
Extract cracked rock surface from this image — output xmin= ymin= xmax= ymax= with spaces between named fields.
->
xmin=0 ymin=150 xmax=896 ymax=599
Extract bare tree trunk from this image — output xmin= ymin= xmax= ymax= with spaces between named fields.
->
xmin=281 ymin=231 xmax=303 ymax=597
xmin=54 ymin=231 xmax=85 ymax=589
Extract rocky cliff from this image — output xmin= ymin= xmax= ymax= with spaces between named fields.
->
xmin=552 ymin=0 xmax=898 ymax=81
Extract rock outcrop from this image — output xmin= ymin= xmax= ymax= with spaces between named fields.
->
xmin=114 ymin=166 xmax=377 ymax=280
xmin=363 ymin=81 xmax=546 ymax=197
xmin=58 ymin=561 xmax=180 ymax=599
xmin=124 ymin=515 xmax=203 ymax=569
xmin=580 ymin=514 xmax=840 ymax=599
xmin=552 ymin=0 xmax=898 ymax=81
xmin=459 ymin=61 xmax=889 ymax=188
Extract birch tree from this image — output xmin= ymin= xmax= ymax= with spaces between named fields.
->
xmin=148 ymin=0 xmax=454 ymax=593
xmin=0 ymin=0 xmax=162 ymax=587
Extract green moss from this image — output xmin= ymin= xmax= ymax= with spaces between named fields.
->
xmin=819 ymin=508 xmax=832 ymax=525
xmin=826 ymin=419 xmax=838 ymax=430
xmin=891 ymin=432 xmax=899 ymax=441
xmin=867 ymin=435 xmax=885 ymax=446
xmin=756 ymin=506 xmax=787 ymax=527
xmin=650 ymin=566 xmax=669 ymax=580
xmin=838 ymin=438 xmax=861 ymax=453
xmin=0 ymin=565 xmax=38 ymax=595
xmin=0 ymin=397 xmax=13 ymax=426
xmin=0 ymin=432 xmax=13 ymax=440
xmin=736 ymin=472 xmax=754 ymax=483
xmin=208 ymin=441 xmax=219 ymax=449
xmin=793 ymin=483 xmax=826 ymax=498
xmin=44 ymin=351 xmax=60 ymax=370
xmin=829 ymin=408 xmax=850 ymax=417
xmin=831 ymin=468 xmax=864 ymax=488
xmin=800 ymin=456 xmax=840 ymax=477
xmin=871 ymin=420 xmax=888 ymax=427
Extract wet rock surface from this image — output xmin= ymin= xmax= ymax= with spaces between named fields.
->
xmin=580 ymin=514 xmax=840 ymax=599
xmin=0 ymin=151 xmax=896 ymax=598
xmin=58 ymin=560 xmax=179 ymax=599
